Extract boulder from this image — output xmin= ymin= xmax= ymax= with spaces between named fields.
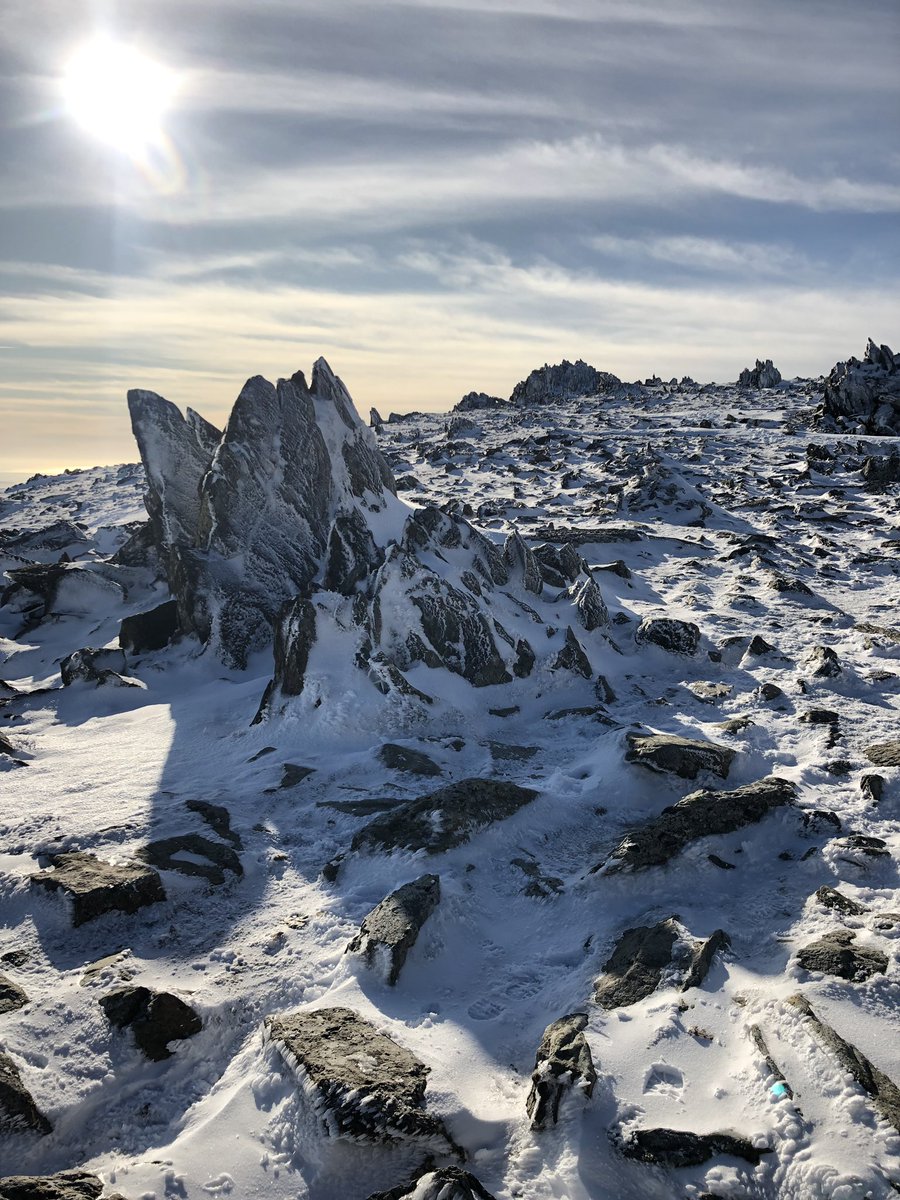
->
xmin=510 ymin=360 xmax=620 ymax=405
xmin=59 ymin=647 xmax=128 ymax=687
xmin=366 ymin=1168 xmax=496 ymax=1200
xmin=100 ymin=986 xmax=202 ymax=1060
xmin=635 ymin=617 xmax=700 ymax=655
xmin=860 ymin=774 xmax=884 ymax=804
xmin=805 ymin=645 xmax=842 ymax=678
xmin=346 ymin=874 xmax=440 ymax=984
xmin=598 ymin=776 xmax=797 ymax=873
xmin=502 ymin=531 xmax=542 ymax=594
xmin=814 ymin=885 xmax=867 ymax=916
xmin=0 ymin=974 xmax=28 ymax=1015
xmin=30 ymin=851 xmax=166 ymax=926
xmin=118 ymin=599 xmax=179 ymax=653
xmin=593 ymin=919 xmax=726 ymax=1008
xmin=0 ymin=1052 xmax=51 ymax=1135
xmin=0 ymin=1173 xmax=110 ymax=1200
xmin=571 ymin=577 xmax=608 ymax=632
xmin=861 ymin=452 xmax=900 ymax=492
xmin=738 ymin=359 xmax=782 ymax=389
xmin=682 ymin=929 xmax=731 ymax=990
xmin=526 ymin=1013 xmax=597 ymax=1129
xmin=136 ymin=834 xmax=242 ymax=886
xmin=864 ymin=741 xmax=900 ymax=767
xmin=265 ymin=1006 xmax=454 ymax=1149
xmin=796 ymin=930 xmax=888 ymax=981
xmin=378 ymin=743 xmax=441 ymax=776
xmin=624 ymin=732 xmax=735 ymax=780
xmin=350 ymin=778 xmax=538 ymax=857
xmin=621 ymin=1127 xmax=768 ymax=1167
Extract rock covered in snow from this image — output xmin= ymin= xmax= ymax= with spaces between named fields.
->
xmin=0 ymin=1052 xmax=51 ymax=1136
xmin=635 ymin=616 xmax=701 ymax=655
xmin=737 ymin=359 xmax=782 ymax=388
xmin=346 ymin=873 xmax=440 ymax=984
xmin=454 ymin=390 xmax=507 ymax=413
xmin=30 ymin=852 xmax=166 ymax=926
xmin=526 ymin=1012 xmax=596 ymax=1129
xmin=510 ymin=360 xmax=620 ymax=405
xmin=624 ymin=731 xmax=735 ymax=780
xmin=366 ymin=1167 xmax=497 ymax=1200
xmin=59 ymin=647 xmax=127 ymax=687
xmin=818 ymin=338 xmax=900 ymax=434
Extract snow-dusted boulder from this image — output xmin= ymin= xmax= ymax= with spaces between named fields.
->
xmin=526 ymin=1012 xmax=596 ymax=1129
xmin=346 ymin=874 xmax=440 ymax=985
xmin=510 ymin=359 xmax=620 ymax=405
xmin=737 ymin=359 xmax=782 ymax=388
xmin=818 ymin=338 xmax=900 ymax=433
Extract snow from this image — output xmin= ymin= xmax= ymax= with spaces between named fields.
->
xmin=1 ymin=378 xmax=899 ymax=1198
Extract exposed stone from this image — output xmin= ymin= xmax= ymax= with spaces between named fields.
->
xmin=346 ymin=874 xmax=440 ymax=985
xmin=526 ymin=1012 xmax=596 ymax=1129
xmin=571 ymin=576 xmax=608 ymax=631
xmin=552 ymin=626 xmax=593 ymax=679
xmin=0 ymin=1172 xmax=110 ymax=1200
xmin=689 ymin=682 xmax=732 ymax=703
xmin=100 ymin=986 xmax=202 ymax=1060
xmin=746 ymin=634 xmax=775 ymax=656
xmin=759 ymin=682 xmax=783 ymax=701
xmin=738 ymin=359 xmax=782 ymax=389
xmin=598 ymin=776 xmax=797 ymax=873
xmin=594 ymin=919 xmax=679 ymax=1008
xmin=366 ymin=1167 xmax=496 ymax=1200
xmin=625 ymin=732 xmax=735 ymax=780
xmin=864 ymin=741 xmax=900 ymax=767
xmin=0 ymin=974 xmax=28 ymax=1015
xmin=861 ymin=774 xmax=885 ymax=803
xmin=502 ymin=531 xmax=543 ymax=594
xmin=682 ymin=930 xmax=731 ymax=991
xmin=118 ymin=598 xmax=179 ymax=653
xmin=862 ymin=452 xmax=900 ymax=492
xmin=455 ymin=390 xmax=507 ymax=413
xmin=788 ymin=994 xmax=900 ymax=1133
xmin=749 ymin=1024 xmax=793 ymax=1098
xmin=818 ymin=338 xmax=900 ymax=435
xmin=278 ymin=764 xmax=315 ymax=789
xmin=265 ymin=1006 xmax=454 ymax=1149
xmin=815 ymin=885 xmax=868 ymax=916
xmin=796 ymin=930 xmax=888 ymax=981
xmin=510 ymin=360 xmax=620 ymax=405
xmin=0 ymin=1052 xmax=51 ymax=1135
xmin=378 ymin=744 xmax=442 ymax=776
xmin=350 ymin=778 xmax=538 ymax=857
xmin=30 ymin=852 xmax=166 ymax=926
xmin=323 ymin=509 xmax=382 ymax=595
xmin=806 ymin=645 xmax=842 ymax=678
xmin=59 ymin=646 xmax=129 ymax=687
xmin=136 ymin=834 xmax=242 ymax=887
xmin=635 ymin=617 xmax=700 ymax=655
xmin=621 ymin=1127 xmax=768 ymax=1167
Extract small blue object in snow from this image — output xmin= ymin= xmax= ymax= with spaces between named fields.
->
xmin=770 ymin=1081 xmax=789 ymax=1099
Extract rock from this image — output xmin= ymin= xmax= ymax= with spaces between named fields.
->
xmin=571 ymin=577 xmax=608 ymax=631
xmin=552 ymin=626 xmax=593 ymax=679
xmin=861 ymin=774 xmax=885 ymax=803
xmin=788 ymin=994 xmax=900 ymax=1132
xmin=350 ymin=778 xmax=538 ymax=857
xmin=625 ymin=732 xmax=735 ymax=780
xmin=0 ymin=1172 xmax=110 ymax=1200
xmin=818 ymin=338 xmax=900 ymax=435
xmin=137 ymin=834 xmax=242 ymax=886
xmin=100 ymin=986 xmax=202 ymax=1060
xmin=526 ymin=1012 xmax=596 ymax=1129
xmin=862 ymin=452 xmax=900 ymax=492
xmin=621 ymin=1127 xmax=768 ymax=1167
xmin=346 ymin=874 xmax=440 ymax=985
xmin=689 ymin=682 xmax=732 ymax=703
xmin=746 ymin=634 xmax=775 ymax=656
xmin=682 ymin=929 xmax=731 ymax=991
xmin=366 ymin=1167 xmax=496 ymax=1200
xmin=759 ymin=682 xmax=783 ymax=700
xmin=797 ymin=930 xmax=888 ymax=980
xmin=265 ymin=1006 xmax=454 ymax=1149
xmin=59 ymin=647 xmax=128 ymax=686
xmin=598 ymin=776 xmax=797 ymax=873
xmin=0 ymin=1051 xmax=51 ymax=1135
xmin=323 ymin=508 xmax=383 ymax=595
xmin=815 ymin=885 xmax=868 ymax=916
xmin=510 ymin=360 xmax=620 ymax=405
xmin=836 ymin=833 xmax=889 ymax=859
xmin=455 ymin=390 xmax=507 ymax=413
xmin=30 ymin=851 xmax=166 ymax=926
xmin=369 ymin=407 xmax=384 ymax=427
xmin=533 ymin=542 xmax=584 ymax=587
xmin=118 ymin=598 xmax=179 ymax=653
xmin=593 ymin=919 xmax=679 ymax=1008
xmin=738 ymin=359 xmax=782 ymax=389
xmin=378 ymin=744 xmax=442 ymax=776
xmin=0 ymin=974 xmax=28 ymax=1014
xmin=635 ymin=617 xmax=700 ymax=655
xmin=593 ymin=559 xmax=632 ymax=580
xmin=864 ymin=741 xmax=900 ymax=767
xmin=749 ymin=1024 xmax=793 ymax=1098
xmin=277 ymin=763 xmax=315 ymax=789
xmin=502 ymin=531 xmax=542 ymax=594
xmin=806 ymin=645 xmax=842 ymax=678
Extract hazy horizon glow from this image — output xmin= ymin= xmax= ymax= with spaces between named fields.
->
xmin=1 ymin=0 xmax=898 ymax=481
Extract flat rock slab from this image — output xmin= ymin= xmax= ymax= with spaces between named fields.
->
xmin=625 ymin=732 xmax=735 ymax=780
xmin=621 ymin=1127 xmax=767 ymax=1167
xmin=0 ymin=974 xmax=28 ymax=1014
xmin=366 ymin=1168 xmax=497 ymax=1200
xmin=0 ymin=1051 xmax=50 ymax=1136
xmin=0 ymin=1173 xmax=115 ymax=1200
xmin=265 ymin=1006 xmax=453 ymax=1149
xmin=350 ymin=778 xmax=538 ymax=856
xmin=796 ymin=930 xmax=888 ymax=981
xmin=378 ymin=743 xmax=442 ymax=776
xmin=526 ymin=1012 xmax=597 ymax=1129
xmin=347 ymin=874 xmax=440 ymax=985
xmin=100 ymin=986 xmax=202 ymax=1060
xmin=137 ymin=834 xmax=242 ymax=886
xmin=865 ymin=741 xmax=900 ymax=767
xmin=598 ymin=776 xmax=797 ymax=873
xmin=30 ymin=852 xmax=166 ymax=926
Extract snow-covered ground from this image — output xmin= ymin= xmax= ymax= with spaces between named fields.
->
xmin=1 ymin=379 xmax=899 ymax=1199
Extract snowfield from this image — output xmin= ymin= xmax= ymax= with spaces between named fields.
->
xmin=1 ymin=371 xmax=899 ymax=1200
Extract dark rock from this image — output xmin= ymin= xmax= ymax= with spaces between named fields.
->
xmin=488 ymin=742 xmax=537 ymax=762
xmin=818 ymin=338 xmax=900 ymax=435
xmin=622 ymin=1127 xmax=768 ymax=1167
xmin=806 ymin=645 xmax=842 ymax=678
xmin=510 ymin=359 xmax=620 ymax=405
xmin=265 ymin=1006 xmax=454 ymax=1148
xmin=837 ymin=834 xmax=889 ymax=859
xmin=770 ymin=575 xmax=813 ymax=596
xmin=0 ymin=951 xmax=29 ymax=968
xmin=690 ymin=682 xmax=732 ymax=703
xmin=796 ymin=930 xmax=887 ymax=981
xmin=571 ymin=577 xmax=608 ymax=631
xmin=455 ymin=390 xmax=507 ymax=413
xmin=0 ymin=974 xmax=28 ymax=1014
xmin=118 ymin=598 xmax=179 ymax=653
xmin=738 ymin=359 xmax=782 ymax=389
xmin=503 ymin=531 xmax=542 ymax=594
xmin=369 ymin=407 xmax=384 ymax=427
xmin=323 ymin=509 xmax=382 ymax=595
xmin=533 ymin=542 xmax=583 ymax=587
xmin=0 ymin=1172 xmax=109 ymax=1200
xmin=861 ymin=774 xmax=885 ymax=803
xmin=594 ymin=919 xmax=679 ymax=1008
xmin=759 ymin=682 xmax=783 ymax=700
xmin=864 ymin=741 xmax=900 ymax=767
xmin=708 ymin=854 xmax=735 ymax=870
xmin=815 ymin=885 xmax=868 ymax=916
xmin=746 ymin=634 xmax=775 ymax=656
xmin=351 ymin=778 xmax=538 ymax=856
xmin=346 ymin=874 xmax=440 ymax=985
xmin=366 ymin=1167 xmax=496 ymax=1200
xmin=552 ymin=626 xmax=593 ymax=679
xmin=682 ymin=929 xmax=731 ymax=991
xmin=59 ymin=647 xmax=127 ymax=687
xmin=255 ymin=597 xmax=317 ymax=721
xmin=625 ymin=732 xmax=735 ymax=780
xmin=187 ymin=799 xmax=242 ymax=848
xmin=749 ymin=1024 xmax=793 ymax=1098
xmin=526 ymin=1012 xmax=597 ymax=1129
xmin=862 ymin=452 xmax=900 ymax=492
xmin=100 ymin=986 xmax=202 ymax=1060
xmin=788 ymin=994 xmax=900 ymax=1133
xmin=0 ymin=1051 xmax=51 ymax=1135
xmin=594 ymin=559 xmax=631 ymax=580
xmin=278 ymin=764 xmax=315 ymax=789
xmin=379 ymin=743 xmax=442 ymax=777
xmin=513 ymin=638 xmax=536 ymax=678
xmin=635 ymin=617 xmax=700 ymax=655
xmin=137 ymin=834 xmax=242 ymax=886
xmin=30 ymin=851 xmax=166 ymax=926
xmin=599 ymin=776 xmax=797 ymax=873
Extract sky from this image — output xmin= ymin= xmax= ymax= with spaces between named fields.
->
xmin=1 ymin=0 xmax=898 ymax=481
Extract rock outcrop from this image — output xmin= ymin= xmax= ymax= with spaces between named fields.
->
xmin=738 ymin=359 xmax=782 ymax=388
xmin=510 ymin=360 xmax=620 ymax=405
xmin=454 ymin=391 xmax=507 ymax=413
xmin=635 ymin=617 xmax=700 ymax=655
xmin=818 ymin=338 xmax=900 ymax=434
xmin=593 ymin=919 xmax=729 ymax=1008
xmin=526 ymin=1013 xmax=597 ymax=1129
xmin=346 ymin=874 xmax=440 ymax=984
xmin=30 ymin=852 xmax=166 ymax=926
xmin=367 ymin=1168 xmax=496 ymax=1200
xmin=796 ymin=930 xmax=888 ymax=981
xmin=0 ymin=1172 xmax=114 ymax=1200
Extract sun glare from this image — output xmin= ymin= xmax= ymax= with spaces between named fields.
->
xmin=62 ymin=38 xmax=177 ymax=153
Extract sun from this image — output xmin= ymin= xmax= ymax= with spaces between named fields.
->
xmin=62 ymin=37 xmax=177 ymax=153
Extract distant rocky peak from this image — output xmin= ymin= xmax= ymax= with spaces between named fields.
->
xmin=509 ymin=359 xmax=621 ymax=405
xmin=737 ymin=359 xmax=782 ymax=389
